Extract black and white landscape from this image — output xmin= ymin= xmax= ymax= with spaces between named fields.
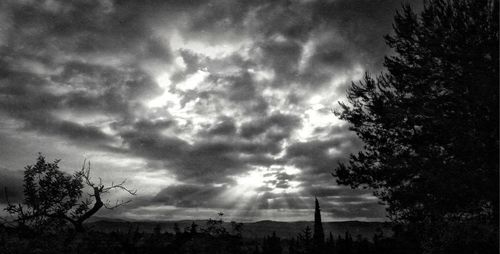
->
xmin=0 ymin=0 xmax=498 ymax=253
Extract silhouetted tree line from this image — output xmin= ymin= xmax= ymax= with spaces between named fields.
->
xmin=1 ymin=205 xmax=248 ymax=253
xmin=0 ymin=219 xmax=418 ymax=254
xmin=257 ymin=229 xmax=418 ymax=254
xmin=0 ymin=214 xmax=414 ymax=254
xmin=250 ymin=198 xmax=420 ymax=254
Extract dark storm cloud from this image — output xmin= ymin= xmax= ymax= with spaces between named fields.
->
xmin=120 ymin=128 xmax=278 ymax=183
xmin=160 ymin=139 xmax=277 ymax=182
xmin=255 ymin=192 xmax=310 ymax=210
xmin=0 ymin=0 xmax=165 ymax=149
xmin=120 ymin=131 xmax=189 ymax=161
xmin=250 ymin=1 xmax=314 ymax=41
xmin=240 ymin=113 xmax=302 ymax=139
xmin=327 ymin=202 xmax=387 ymax=219
xmin=302 ymin=186 xmax=372 ymax=198
xmin=312 ymin=123 xmax=353 ymax=137
xmin=152 ymin=0 xmax=411 ymax=220
xmin=0 ymin=67 xmax=113 ymax=147
xmin=4 ymin=0 xmax=171 ymax=60
xmin=131 ymin=119 xmax=176 ymax=132
xmin=256 ymin=39 xmax=303 ymax=87
xmin=240 ymin=0 xmax=420 ymax=91
xmin=203 ymin=117 xmax=237 ymax=136
xmin=27 ymin=118 xmax=114 ymax=145
xmin=285 ymin=132 xmax=362 ymax=179
xmin=249 ymin=194 xmax=385 ymax=219
xmin=310 ymin=0 xmax=412 ymax=71
xmin=128 ymin=112 xmax=303 ymax=177
xmin=183 ymin=0 xmax=313 ymax=43
xmin=0 ymin=0 xmax=416 ymax=220
xmin=170 ymin=50 xmax=202 ymax=84
xmin=249 ymin=190 xmax=381 ymax=211
xmin=215 ymin=72 xmax=258 ymax=102
xmin=0 ymin=58 xmax=161 ymax=148
xmin=176 ymin=69 xmax=268 ymax=115
xmin=171 ymin=0 xmax=401 ymax=90
xmin=181 ymin=0 xmax=260 ymax=43
xmin=133 ymin=181 xmax=364 ymax=214
xmin=176 ymin=141 xmax=251 ymax=181
xmin=153 ymin=184 xmax=228 ymax=208
xmin=53 ymin=62 xmax=162 ymax=119
xmin=272 ymin=172 xmax=295 ymax=189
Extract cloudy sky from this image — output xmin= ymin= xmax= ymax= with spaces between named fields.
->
xmin=0 ymin=0 xmax=418 ymax=222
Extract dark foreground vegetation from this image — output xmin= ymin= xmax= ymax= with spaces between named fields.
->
xmin=0 ymin=216 xmax=416 ymax=254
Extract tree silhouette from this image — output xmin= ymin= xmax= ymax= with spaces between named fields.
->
xmin=262 ymin=232 xmax=282 ymax=254
xmin=334 ymin=0 xmax=498 ymax=252
xmin=5 ymin=154 xmax=136 ymax=233
xmin=297 ymin=226 xmax=313 ymax=254
xmin=313 ymin=198 xmax=324 ymax=253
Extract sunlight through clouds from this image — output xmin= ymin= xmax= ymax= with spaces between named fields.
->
xmin=0 ymin=0 xmax=400 ymax=222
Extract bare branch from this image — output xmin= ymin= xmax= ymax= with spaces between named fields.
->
xmin=102 ymin=179 xmax=137 ymax=195
xmin=10 ymin=156 xmax=137 ymax=233
xmin=103 ymin=199 xmax=133 ymax=210
xmin=81 ymin=158 xmax=86 ymax=172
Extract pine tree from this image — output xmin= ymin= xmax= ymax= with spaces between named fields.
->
xmin=334 ymin=0 xmax=498 ymax=252
xmin=189 ymin=222 xmax=198 ymax=235
xmin=298 ymin=226 xmax=313 ymax=254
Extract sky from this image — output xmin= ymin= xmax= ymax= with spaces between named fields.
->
xmin=0 ymin=0 xmax=418 ymax=222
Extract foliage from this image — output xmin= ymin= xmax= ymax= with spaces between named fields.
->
xmin=5 ymin=154 xmax=136 ymax=233
xmin=334 ymin=0 xmax=498 ymax=252
xmin=4 ymin=155 xmax=82 ymax=234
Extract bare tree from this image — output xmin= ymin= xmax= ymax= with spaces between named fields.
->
xmin=5 ymin=154 xmax=136 ymax=233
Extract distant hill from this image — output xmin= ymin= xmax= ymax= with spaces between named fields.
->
xmin=86 ymin=219 xmax=392 ymax=240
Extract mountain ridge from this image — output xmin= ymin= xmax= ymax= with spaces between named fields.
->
xmin=86 ymin=217 xmax=392 ymax=239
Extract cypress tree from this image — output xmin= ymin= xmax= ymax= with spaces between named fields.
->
xmin=313 ymin=198 xmax=325 ymax=252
